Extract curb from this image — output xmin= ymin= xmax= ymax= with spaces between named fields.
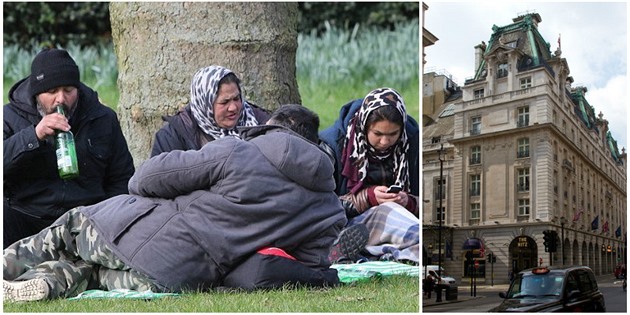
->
xmin=422 ymin=295 xmax=484 ymax=308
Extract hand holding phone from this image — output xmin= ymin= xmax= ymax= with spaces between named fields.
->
xmin=386 ymin=185 xmax=403 ymax=193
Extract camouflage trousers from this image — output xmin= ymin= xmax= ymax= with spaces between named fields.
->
xmin=3 ymin=207 xmax=160 ymax=299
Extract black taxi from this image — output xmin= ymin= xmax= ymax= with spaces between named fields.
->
xmin=489 ymin=266 xmax=605 ymax=312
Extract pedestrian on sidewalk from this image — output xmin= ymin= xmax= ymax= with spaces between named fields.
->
xmin=424 ymin=274 xmax=435 ymax=298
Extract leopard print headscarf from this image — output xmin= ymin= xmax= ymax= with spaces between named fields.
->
xmin=341 ymin=87 xmax=409 ymax=194
xmin=190 ymin=66 xmax=258 ymax=139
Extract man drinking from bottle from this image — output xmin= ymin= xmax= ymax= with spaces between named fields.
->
xmin=3 ymin=48 xmax=134 ymax=248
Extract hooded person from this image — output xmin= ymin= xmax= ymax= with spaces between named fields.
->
xmin=151 ymin=65 xmax=270 ymax=157
xmin=3 ymin=47 xmax=134 ymax=248
xmin=320 ymin=87 xmax=420 ymax=264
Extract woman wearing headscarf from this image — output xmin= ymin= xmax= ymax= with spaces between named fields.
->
xmin=151 ymin=65 xmax=270 ymax=156
xmin=320 ymin=87 xmax=419 ymax=263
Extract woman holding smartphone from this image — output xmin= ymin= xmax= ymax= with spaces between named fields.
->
xmin=320 ymin=87 xmax=419 ymax=264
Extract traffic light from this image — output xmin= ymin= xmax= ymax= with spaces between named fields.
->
xmin=543 ymin=230 xmax=551 ymax=252
xmin=487 ymin=252 xmax=496 ymax=263
xmin=549 ymin=231 xmax=558 ymax=252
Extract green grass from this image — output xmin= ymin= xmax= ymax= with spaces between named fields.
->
xmin=4 ymin=276 xmax=419 ymax=312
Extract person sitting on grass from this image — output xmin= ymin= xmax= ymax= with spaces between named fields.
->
xmin=151 ymin=65 xmax=270 ymax=157
xmin=320 ymin=87 xmax=420 ymax=264
xmin=3 ymin=48 xmax=135 ymax=249
xmin=3 ymin=104 xmax=346 ymax=302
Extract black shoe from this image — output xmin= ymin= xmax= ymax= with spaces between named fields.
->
xmin=328 ymin=224 xmax=369 ymax=264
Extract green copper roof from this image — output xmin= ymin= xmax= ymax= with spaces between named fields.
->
xmin=607 ymin=131 xmax=623 ymax=164
xmin=570 ymin=88 xmax=595 ymax=129
xmin=473 ymin=13 xmax=552 ymax=81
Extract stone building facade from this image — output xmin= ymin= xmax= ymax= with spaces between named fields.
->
xmin=422 ymin=13 xmax=627 ymax=285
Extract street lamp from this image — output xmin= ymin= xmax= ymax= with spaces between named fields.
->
xmin=560 ymin=217 xmax=567 ymax=265
xmin=436 ymin=144 xmax=445 ymax=302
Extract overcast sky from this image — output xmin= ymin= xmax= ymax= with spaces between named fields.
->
xmin=423 ymin=1 xmax=628 ymax=150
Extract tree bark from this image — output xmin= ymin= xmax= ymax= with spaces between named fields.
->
xmin=110 ymin=2 xmax=300 ymax=165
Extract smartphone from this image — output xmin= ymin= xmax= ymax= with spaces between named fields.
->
xmin=386 ymin=185 xmax=403 ymax=193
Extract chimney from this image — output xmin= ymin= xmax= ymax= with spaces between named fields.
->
xmin=474 ymin=41 xmax=487 ymax=73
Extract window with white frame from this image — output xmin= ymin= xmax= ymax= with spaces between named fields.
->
xmin=470 ymin=146 xmax=481 ymax=164
xmin=471 ymin=116 xmax=481 ymax=135
xmin=470 ymin=174 xmax=481 ymax=196
xmin=471 ymin=203 xmax=480 ymax=219
xmin=518 ymin=168 xmax=530 ymax=192
xmin=518 ymin=199 xmax=530 ymax=216
xmin=520 ymin=77 xmax=532 ymax=89
xmin=517 ymin=138 xmax=529 ymax=158
xmin=436 ymin=207 xmax=445 ymax=223
xmin=517 ymin=106 xmax=529 ymax=127
xmin=473 ymin=88 xmax=484 ymax=99
xmin=434 ymin=178 xmax=446 ymax=200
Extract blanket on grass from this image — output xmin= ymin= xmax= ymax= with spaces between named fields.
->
xmin=331 ymin=261 xmax=419 ymax=283
xmin=68 ymin=261 xmax=417 ymax=299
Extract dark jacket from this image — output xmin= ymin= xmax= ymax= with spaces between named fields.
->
xmin=3 ymin=77 xmax=135 ymax=219
xmin=150 ymin=103 xmax=271 ymax=157
xmin=319 ymin=98 xmax=420 ymax=197
xmin=81 ymin=125 xmax=346 ymax=292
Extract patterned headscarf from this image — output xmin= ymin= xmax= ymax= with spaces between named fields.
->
xmin=189 ymin=65 xmax=258 ymax=139
xmin=341 ymin=87 xmax=410 ymax=194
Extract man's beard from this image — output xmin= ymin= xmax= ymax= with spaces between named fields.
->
xmin=36 ymin=97 xmax=78 ymax=118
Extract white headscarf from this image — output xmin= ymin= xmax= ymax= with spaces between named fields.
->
xmin=189 ymin=65 xmax=258 ymax=139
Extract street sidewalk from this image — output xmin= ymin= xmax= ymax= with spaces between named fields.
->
xmin=422 ymin=282 xmax=510 ymax=308
xmin=422 ymin=273 xmax=617 ymax=308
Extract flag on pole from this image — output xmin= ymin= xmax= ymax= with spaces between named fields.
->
xmin=616 ymin=226 xmax=622 ymax=238
xmin=572 ymin=210 xmax=583 ymax=222
xmin=602 ymin=221 xmax=609 ymax=233
xmin=591 ymin=216 xmax=599 ymax=230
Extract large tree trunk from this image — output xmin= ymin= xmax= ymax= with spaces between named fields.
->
xmin=110 ymin=2 xmax=300 ymax=165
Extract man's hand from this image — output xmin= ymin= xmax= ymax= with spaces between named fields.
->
xmin=374 ymin=185 xmax=409 ymax=207
xmin=35 ymin=113 xmax=70 ymax=140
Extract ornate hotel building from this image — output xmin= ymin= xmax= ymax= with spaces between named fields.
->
xmin=422 ymin=12 xmax=627 ymax=284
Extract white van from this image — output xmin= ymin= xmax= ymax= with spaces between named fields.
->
xmin=423 ymin=265 xmax=457 ymax=288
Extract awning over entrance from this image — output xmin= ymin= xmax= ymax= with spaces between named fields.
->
xmin=463 ymin=238 xmax=484 ymax=250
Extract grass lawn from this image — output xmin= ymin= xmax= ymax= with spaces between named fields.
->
xmin=4 ymin=276 xmax=419 ymax=312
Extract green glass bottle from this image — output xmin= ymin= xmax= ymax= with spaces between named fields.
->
xmin=55 ymin=105 xmax=79 ymax=179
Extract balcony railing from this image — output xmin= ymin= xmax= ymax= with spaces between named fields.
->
xmin=562 ymin=159 xmax=574 ymax=171
xmin=517 ymin=150 xmax=530 ymax=158
xmin=470 ymin=128 xmax=481 ymax=135
xmin=470 ymin=188 xmax=480 ymax=196
xmin=518 ymin=184 xmax=530 ymax=192
xmin=517 ymin=119 xmax=529 ymax=127
xmin=470 ymin=157 xmax=481 ymax=165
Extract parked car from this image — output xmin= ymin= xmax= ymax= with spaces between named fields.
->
xmin=489 ymin=266 xmax=605 ymax=312
xmin=422 ymin=265 xmax=457 ymax=288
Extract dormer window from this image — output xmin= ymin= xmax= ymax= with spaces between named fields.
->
xmin=474 ymin=88 xmax=485 ymax=99
xmin=497 ymin=63 xmax=509 ymax=78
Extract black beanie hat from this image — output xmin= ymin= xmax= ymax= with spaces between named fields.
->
xmin=29 ymin=48 xmax=80 ymax=97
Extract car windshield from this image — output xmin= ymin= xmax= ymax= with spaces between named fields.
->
xmin=507 ymin=273 xmax=564 ymax=299
xmin=436 ymin=269 xmax=450 ymax=277
xmin=426 ymin=268 xmax=450 ymax=278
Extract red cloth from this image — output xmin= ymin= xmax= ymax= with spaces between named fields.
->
xmin=257 ymin=247 xmax=297 ymax=261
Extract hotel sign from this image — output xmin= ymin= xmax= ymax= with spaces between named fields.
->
xmin=517 ymin=237 xmax=531 ymax=248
